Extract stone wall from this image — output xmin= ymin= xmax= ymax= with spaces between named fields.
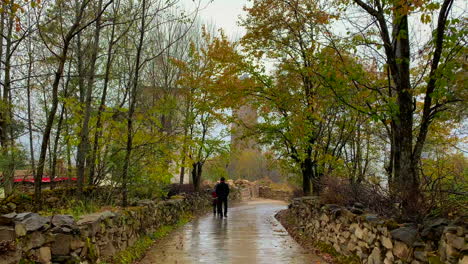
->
xmin=0 ymin=194 xmax=210 ymax=264
xmin=284 ymin=197 xmax=467 ymax=264
xmin=259 ymin=186 xmax=292 ymax=202
xmin=232 ymin=180 xmax=259 ymax=201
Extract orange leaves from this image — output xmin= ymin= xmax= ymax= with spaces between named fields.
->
xmin=1 ymin=0 xmax=41 ymax=32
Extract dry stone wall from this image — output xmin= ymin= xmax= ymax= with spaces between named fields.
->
xmin=259 ymin=186 xmax=292 ymax=202
xmin=285 ymin=197 xmax=467 ymax=264
xmin=0 ymin=194 xmax=210 ymax=264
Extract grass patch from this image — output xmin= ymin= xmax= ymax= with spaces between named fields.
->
xmin=109 ymin=213 xmax=193 ymax=264
xmin=314 ymin=241 xmax=360 ymax=264
xmin=40 ymin=199 xmax=101 ymax=220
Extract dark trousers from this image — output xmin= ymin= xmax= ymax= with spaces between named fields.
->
xmin=217 ymin=197 xmax=228 ymax=216
xmin=213 ymin=200 xmax=218 ymax=214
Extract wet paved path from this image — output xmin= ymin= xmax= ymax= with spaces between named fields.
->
xmin=138 ymin=199 xmax=323 ymax=264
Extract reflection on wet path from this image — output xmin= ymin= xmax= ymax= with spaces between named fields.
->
xmin=138 ymin=199 xmax=323 ymax=264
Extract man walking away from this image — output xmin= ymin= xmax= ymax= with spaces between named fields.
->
xmin=215 ymin=177 xmax=230 ymax=218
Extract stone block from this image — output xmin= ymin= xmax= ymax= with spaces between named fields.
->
xmin=381 ymin=236 xmax=393 ymax=249
xmin=70 ymin=239 xmax=85 ymax=250
xmin=391 ymin=226 xmax=419 ymax=246
xmin=38 ymin=247 xmax=51 ymax=264
xmin=14 ymin=222 xmax=26 ymax=237
xmin=30 ymin=231 xmax=46 ymax=249
xmin=393 ymin=240 xmax=412 ymax=260
xmin=446 ymin=233 xmax=466 ymax=250
xmin=459 ymin=255 xmax=468 ymax=264
xmin=51 ymin=215 xmax=75 ymax=228
xmin=51 ymin=233 xmax=72 ymax=255
xmin=20 ymin=214 xmax=50 ymax=232
xmin=355 ymin=226 xmax=364 ymax=240
xmin=413 ymin=251 xmax=427 ymax=262
xmin=368 ymin=247 xmax=382 ymax=264
xmin=0 ymin=226 xmax=15 ymax=241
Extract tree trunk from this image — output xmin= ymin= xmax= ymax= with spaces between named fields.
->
xmin=89 ymin=0 xmax=114 ymax=184
xmin=50 ymin=61 xmax=72 ymax=188
xmin=179 ymin=164 xmax=185 ymax=185
xmin=121 ymin=0 xmax=147 ymax=207
xmin=191 ymin=161 xmax=203 ymax=192
xmin=35 ymin=0 xmax=88 ymax=210
xmin=26 ymin=18 xmax=36 ymax=179
xmin=301 ymin=158 xmax=312 ymax=196
xmin=2 ymin=6 xmax=14 ymax=195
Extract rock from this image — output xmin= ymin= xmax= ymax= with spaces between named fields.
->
xmin=421 ymin=218 xmax=448 ymax=240
xmin=0 ymin=213 xmax=16 ymax=225
xmin=446 ymin=233 xmax=465 ymax=250
xmin=6 ymin=203 xmax=16 ymax=211
xmin=0 ymin=250 xmax=21 ymax=264
xmin=14 ymin=212 xmax=34 ymax=221
xmin=390 ymin=226 xmax=419 ymax=246
xmin=38 ymin=247 xmax=51 ymax=264
xmin=412 ymin=241 xmax=425 ymax=248
xmin=100 ymin=211 xmax=116 ymax=219
xmin=30 ymin=231 xmax=46 ymax=248
xmin=100 ymin=242 xmax=116 ymax=257
xmin=351 ymin=208 xmax=364 ymax=215
xmin=445 ymin=243 xmax=459 ymax=258
xmin=368 ymin=247 xmax=382 ymax=264
xmin=0 ymin=226 xmax=16 ymax=241
xmin=355 ymin=226 xmax=364 ymax=239
xmin=20 ymin=213 xmax=50 ymax=232
xmin=77 ymin=213 xmax=102 ymax=236
xmin=354 ymin=202 xmax=365 ymax=209
xmin=381 ymin=236 xmax=393 ymax=249
xmin=14 ymin=222 xmax=26 ymax=237
xmin=70 ymin=239 xmax=85 ymax=250
xmin=46 ymin=197 xmax=60 ymax=204
xmin=413 ymin=251 xmax=427 ymax=262
xmin=347 ymin=242 xmax=357 ymax=252
xmin=384 ymin=250 xmax=394 ymax=264
xmin=342 ymin=231 xmax=351 ymax=239
xmin=459 ymin=255 xmax=468 ymax=264
xmin=51 ymin=215 xmax=75 ymax=227
xmin=137 ymin=199 xmax=153 ymax=206
xmin=50 ymin=225 xmax=74 ymax=234
xmin=363 ymin=229 xmax=376 ymax=244
xmin=393 ymin=240 xmax=412 ymax=260
xmin=51 ymin=233 xmax=72 ymax=255
xmin=77 ymin=213 xmax=102 ymax=225
xmin=319 ymin=213 xmax=329 ymax=222
xmin=365 ymin=214 xmax=379 ymax=222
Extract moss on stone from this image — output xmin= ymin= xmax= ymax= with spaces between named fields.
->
xmin=428 ymin=256 xmax=444 ymax=264
xmin=314 ymin=241 xmax=360 ymax=264
xmin=383 ymin=219 xmax=400 ymax=230
xmin=18 ymin=259 xmax=35 ymax=264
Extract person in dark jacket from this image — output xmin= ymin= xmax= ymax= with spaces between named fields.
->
xmin=215 ymin=177 xmax=230 ymax=218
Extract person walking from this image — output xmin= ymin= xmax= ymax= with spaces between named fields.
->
xmin=215 ymin=177 xmax=230 ymax=218
xmin=211 ymin=189 xmax=218 ymax=215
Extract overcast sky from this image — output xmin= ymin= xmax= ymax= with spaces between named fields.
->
xmin=181 ymin=0 xmax=250 ymax=40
